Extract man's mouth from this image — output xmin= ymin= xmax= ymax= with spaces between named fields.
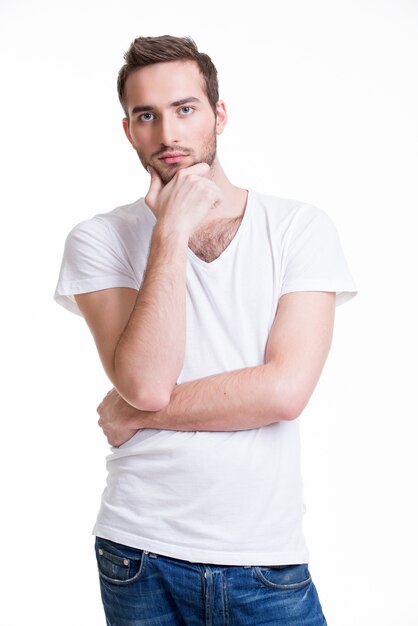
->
xmin=158 ymin=152 xmax=190 ymax=165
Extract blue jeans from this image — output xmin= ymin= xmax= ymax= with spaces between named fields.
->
xmin=95 ymin=537 xmax=327 ymax=625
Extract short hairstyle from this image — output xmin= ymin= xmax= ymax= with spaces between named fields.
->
xmin=117 ymin=35 xmax=219 ymax=117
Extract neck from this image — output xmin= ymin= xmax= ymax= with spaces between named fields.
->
xmin=204 ymin=156 xmax=248 ymax=222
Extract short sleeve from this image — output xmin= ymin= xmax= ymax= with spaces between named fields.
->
xmin=54 ymin=217 xmax=138 ymax=316
xmin=280 ymin=205 xmax=357 ymax=306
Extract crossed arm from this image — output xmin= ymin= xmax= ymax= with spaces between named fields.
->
xmin=76 ymin=261 xmax=336 ymax=446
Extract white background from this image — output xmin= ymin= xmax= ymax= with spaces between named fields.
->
xmin=1 ymin=0 xmax=417 ymax=624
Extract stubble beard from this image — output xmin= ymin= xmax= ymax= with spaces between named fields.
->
xmin=136 ymin=126 xmax=217 ymax=185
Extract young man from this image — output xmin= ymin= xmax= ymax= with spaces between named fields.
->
xmin=55 ymin=35 xmax=357 ymax=625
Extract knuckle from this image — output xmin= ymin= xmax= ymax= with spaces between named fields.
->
xmin=195 ymin=176 xmax=208 ymax=187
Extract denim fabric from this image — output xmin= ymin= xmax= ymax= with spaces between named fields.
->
xmin=95 ymin=537 xmax=327 ymax=625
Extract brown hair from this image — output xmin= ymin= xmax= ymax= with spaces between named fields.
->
xmin=117 ymin=35 xmax=219 ymax=117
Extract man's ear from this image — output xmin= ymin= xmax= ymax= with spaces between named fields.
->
xmin=122 ymin=117 xmax=136 ymax=148
xmin=215 ymin=100 xmax=228 ymax=136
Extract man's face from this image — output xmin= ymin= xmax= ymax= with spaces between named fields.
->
xmin=122 ymin=60 xmax=226 ymax=184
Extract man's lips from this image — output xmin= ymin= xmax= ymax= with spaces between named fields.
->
xmin=158 ymin=152 xmax=190 ymax=164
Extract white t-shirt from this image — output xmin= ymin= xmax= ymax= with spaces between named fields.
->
xmin=54 ymin=188 xmax=357 ymax=566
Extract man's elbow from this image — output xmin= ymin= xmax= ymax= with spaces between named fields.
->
xmin=132 ymin=390 xmax=171 ymax=412
xmin=278 ymin=401 xmax=305 ymax=421
xmin=271 ymin=384 xmax=310 ymax=422
xmin=118 ymin=383 xmax=172 ymax=412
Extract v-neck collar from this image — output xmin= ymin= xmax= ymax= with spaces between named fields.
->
xmin=186 ymin=188 xmax=252 ymax=270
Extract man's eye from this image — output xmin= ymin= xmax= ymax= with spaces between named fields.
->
xmin=139 ymin=112 xmax=154 ymax=122
xmin=179 ymin=106 xmax=193 ymax=115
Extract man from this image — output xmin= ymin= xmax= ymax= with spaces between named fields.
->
xmin=55 ymin=35 xmax=357 ymax=625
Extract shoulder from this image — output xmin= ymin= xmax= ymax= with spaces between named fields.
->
xmin=64 ymin=197 xmax=152 ymax=246
xmin=98 ymin=197 xmax=154 ymax=231
xmin=249 ymin=189 xmax=331 ymax=232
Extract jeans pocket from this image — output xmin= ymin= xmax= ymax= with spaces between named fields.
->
xmin=95 ymin=538 xmax=148 ymax=586
xmin=253 ymin=563 xmax=311 ymax=590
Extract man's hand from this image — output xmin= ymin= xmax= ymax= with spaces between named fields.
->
xmin=97 ymin=388 xmax=142 ymax=448
xmin=145 ymin=163 xmax=224 ymax=236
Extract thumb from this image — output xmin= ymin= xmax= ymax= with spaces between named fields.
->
xmin=145 ymin=165 xmax=163 ymax=211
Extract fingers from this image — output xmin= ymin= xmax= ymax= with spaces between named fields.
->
xmin=97 ymin=388 xmax=114 ymax=412
xmin=145 ymin=161 xmax=222 ymax=230
xmin=145 ymin=165 xmax=164 ymax=209
xmin=147 ymin=165 xmax=163 ymax=187
xmin=178 ymin=162 xmax=211 ymax=178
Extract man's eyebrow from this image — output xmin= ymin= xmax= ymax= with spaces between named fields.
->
xmin=131 ymin=97 xmax=202 ymax=115
xmin=171 ymin=96 xmax=202 ymax=107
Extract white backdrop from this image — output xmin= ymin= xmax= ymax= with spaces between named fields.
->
xmin=1 ymin=0 xmax=417 ymax=624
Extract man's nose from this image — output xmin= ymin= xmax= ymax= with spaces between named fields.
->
xmin=158 ymin=114 xmax=180 ymax=146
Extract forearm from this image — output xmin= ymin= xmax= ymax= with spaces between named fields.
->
xmin=114 ymin=223 xmax=188 ymax=409
xmin=133 ymin=363 xmax=299 ymax=432
xmin=98 ymin=292 xmax=334 ymax=443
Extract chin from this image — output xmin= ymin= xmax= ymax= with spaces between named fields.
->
xmin=159 ymin=161 xmax=196 ymax=184
xmin=159 ymin=168 xmax=177 ymax=185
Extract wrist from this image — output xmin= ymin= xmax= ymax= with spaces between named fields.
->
xmin=130 ymin=408 xmax=161 ymax=430
xmin=153 ymin=218 xmax=190 ymax=245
